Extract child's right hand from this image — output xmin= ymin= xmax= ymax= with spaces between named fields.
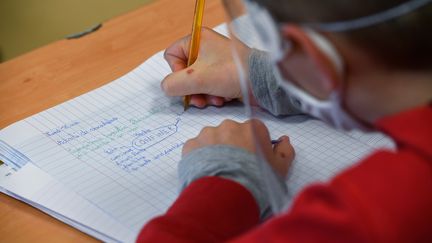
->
xmin=161 ymin=27 xmax=251 ymax=108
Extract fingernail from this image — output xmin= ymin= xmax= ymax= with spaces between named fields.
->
xmin=272 ymin=136 xmax=288 ymax=145
xmin=160 ymin=80 xmax=165 ymax=91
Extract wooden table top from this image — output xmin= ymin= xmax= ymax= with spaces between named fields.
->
xmin=0 ymin=0 xmax=225 ymax=241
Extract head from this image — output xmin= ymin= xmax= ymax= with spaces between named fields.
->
xmin=224 ymin=0 xmax=432 ymax=130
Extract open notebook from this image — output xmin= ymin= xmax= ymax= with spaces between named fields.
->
xmin=0 ymin=23 xmax=393 ymax=242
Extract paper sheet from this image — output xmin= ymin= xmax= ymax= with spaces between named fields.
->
xmin=0 ymin=161 xmax=135 ymax=242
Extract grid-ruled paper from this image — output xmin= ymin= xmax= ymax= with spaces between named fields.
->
xmin=0 ymin=22 xmax=393 ymax=239
xmin=12 ymin=51 xmax=250 ymax=232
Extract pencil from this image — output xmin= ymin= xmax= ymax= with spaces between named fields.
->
xmin=184 ymin=0 xmax=206 ymax=111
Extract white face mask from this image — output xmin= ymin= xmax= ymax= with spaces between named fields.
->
xmin=241 ymin=0 xmax=432 ymax=130
xmin=244 ymin=0 xmax=369 ymax=131
xmin=275 ymin=30 xmax=371 ymax=131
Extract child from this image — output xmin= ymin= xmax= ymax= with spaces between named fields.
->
xmin=138 ymin=0 xmax=432 ymax=242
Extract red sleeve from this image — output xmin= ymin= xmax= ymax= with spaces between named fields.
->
xmin=138 ymin=151 xmax=432 ymax=243
xmin=233 ymin=150 xmax=432 ymax=242
xmin=137 ymin=177 xmax=260 ymax=242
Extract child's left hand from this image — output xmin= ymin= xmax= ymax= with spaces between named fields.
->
xmin=182 ymin=119 xmax=295 ymax=177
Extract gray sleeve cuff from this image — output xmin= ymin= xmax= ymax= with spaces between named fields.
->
xmin=249 ymin=49 xmax=302 ymax=116
xmin=178 ymin=145 xmax=285 ymax=219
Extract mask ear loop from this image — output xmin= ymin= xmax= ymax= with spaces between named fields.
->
xmin=243 ymin=0 xmax=287 ymax=62
xmin=241 ymin=0 xmax=293 ymax=216
xmin=231 ymin=49 xmax=290 ymax=220
xmin=313 ymin=0 xmax=432 ymax=32
xmin=295 ymin=27 xmax=347 ymax=129
xmin=273 ymin=25 xmax=370 ymax=130
xmin=280 ymin=25 xmax=345 ymax=94
xmin=296 ymin=29 xmax=374 ymax=130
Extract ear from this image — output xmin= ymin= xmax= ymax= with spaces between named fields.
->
xmin=279 ymin=25 xmax=343 ymax=98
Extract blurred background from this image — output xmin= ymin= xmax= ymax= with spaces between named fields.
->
xmin=0 ymin=0 xmax=153 ymax=62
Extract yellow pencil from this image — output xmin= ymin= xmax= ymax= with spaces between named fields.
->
xmin=184 ymin=0 xmax=206 ymax=111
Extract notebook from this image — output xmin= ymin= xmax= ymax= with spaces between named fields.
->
xmin=0 ymin=23 xmax=394 ymax=242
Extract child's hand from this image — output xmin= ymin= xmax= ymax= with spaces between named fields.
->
xmin=161 ymin=27 xmax=250 ymax=108
xmin=182 ymin=119 xmax=295 ymax=177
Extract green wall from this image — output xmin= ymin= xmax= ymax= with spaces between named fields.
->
xmin=0 ymin=0 xmax=153 ymax=62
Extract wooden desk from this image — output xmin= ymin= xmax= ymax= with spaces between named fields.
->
xmin=0 ymin=0 xmax=225 ymax=241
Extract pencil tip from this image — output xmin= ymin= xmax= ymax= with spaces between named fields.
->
xmin=183 ymin=96 xmax=190 ymax=111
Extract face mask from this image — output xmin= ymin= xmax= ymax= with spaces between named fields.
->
xmin=242 ymin=0 xmax=431 ymax=130
xmin=277 ymin=30 xmax=373 ymax=131
xmin=244 ymin=0 xmax=370 ymax=131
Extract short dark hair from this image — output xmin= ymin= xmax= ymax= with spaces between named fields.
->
xmin=252 ymin=0 xmax=432 ymax=69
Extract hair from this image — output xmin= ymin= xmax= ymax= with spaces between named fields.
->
xmin=252 ymin=0 xmax=432 ymax=70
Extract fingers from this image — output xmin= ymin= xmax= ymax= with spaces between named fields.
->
xmin=161 ymin=28 xmax=242 ymax=101
xmin=164 ymin=35 xmax=190 ymax=72
xmin=161 ymin=66 xmax=207 ymax=96
xmin=272 ymin=136 xmax=295 ymax=177
xmin=246 ymin=119 xmax=271 ymax=142
xmin=190 ymin=95 xmax=225 ymax=108
xmin=169 ymin=59 xmax=187 ymax=73
xmin=182 ymin=138 xmax=198 ymax=156
xmin=182 ymin=117 xmax=295 ymax=178
xmin=206 ymin=95 xmax=225 ymax=107
xmin=163 ymin=35 xmax=202 ymax=95
xmin=245 ymin=119 xmax=295 ymax=177
xmin=189 ymin=94 xmax=206 ymax=108
xmin=182 ymin=125 xmax=217 ymax=156
xmin=188 ymin=95 xmax=226 ymax=108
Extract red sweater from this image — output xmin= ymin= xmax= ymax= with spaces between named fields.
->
xmin=138 ymin=105 xmax=432 ymax=242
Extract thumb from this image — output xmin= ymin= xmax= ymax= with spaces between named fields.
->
xmin=272 ymin=136 xmax=295 ymax=177
xmin=161 ymin=66 xmax=207 ymax=97
xmin=164 ymin=35 xmax=190 ymax=72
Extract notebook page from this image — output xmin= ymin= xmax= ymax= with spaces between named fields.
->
xmin=0 ymin=160 xmax=135 ymax=242
xmin=4 ymin=52 xmax=246 ymax=232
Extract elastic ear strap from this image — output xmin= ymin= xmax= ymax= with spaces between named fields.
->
xmin=283 ymin=25 xmax=344 ymax=91
xmin=302 ymin=29 xmax=345 ymax=76
xmin=314 ymin=0 xmax=432 ymax=32
xmin=243 ymin=0 xmax=286 ymax=62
